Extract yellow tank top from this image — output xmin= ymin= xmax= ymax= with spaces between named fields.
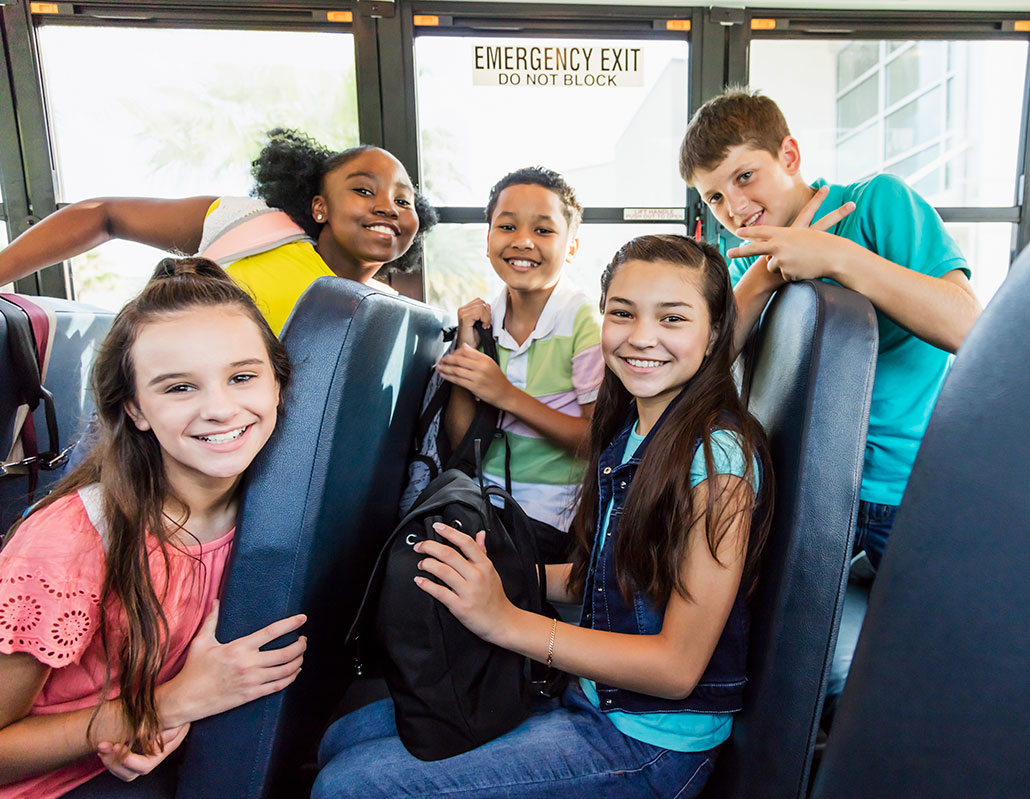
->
xmin=225 ymin=241 xmax=335 ymax=336
xmin=202 ymin=198 xmax=334 ymax=336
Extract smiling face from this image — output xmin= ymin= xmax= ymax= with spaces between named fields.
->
xmin=602 ymin=259 xmax=715 ymax=427
xmin=312 ymin=148 xmax=420 ymax=281
xmin=486 ymin=184 xmax=578 ymax=296
xmin=126 ymin=306 xmax=281 ymax=497
xmin=690 ymin=139 xmax=809 ymax=235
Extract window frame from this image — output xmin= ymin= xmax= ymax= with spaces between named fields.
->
xmin=1 ymin=1 xmax=1028 ymax=299
xmin=396 ymin=1 xmax=702 ymax=299
xmin=0 ymin=0 xmax=362 ymax=298
xmin=741 ymin=8 xmax=1030 ymax=260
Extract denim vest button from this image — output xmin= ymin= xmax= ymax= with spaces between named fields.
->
xmin=597 ymin=586 xmax=603 ymax=592
xmin=604 ymin=699 xmax=613 ymax=706
xmin=602 ymin=466 xmax=612 ymax=474
xmin=619 ymin=481 xmax=627 ymax=489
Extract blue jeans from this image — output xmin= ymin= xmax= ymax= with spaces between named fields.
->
xmin=825 ymin=500 xmax=898 ymax=716
xmin=313 ymin=687 xmax=717 ymax=799
xmin=852 ymin=500 xmax=896 ymax=571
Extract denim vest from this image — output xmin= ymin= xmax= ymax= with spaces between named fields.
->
xmin=579 ymin=410 xmax=751 ymax=714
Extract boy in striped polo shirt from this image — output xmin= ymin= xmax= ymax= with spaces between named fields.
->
xmin=437 ymin=167 xmax=604 ymax=562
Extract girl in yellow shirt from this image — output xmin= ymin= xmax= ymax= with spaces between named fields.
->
xmin=0 ymin=129 xmax=437 ymax=334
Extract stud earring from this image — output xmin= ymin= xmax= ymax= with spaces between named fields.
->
xmin=315 ymin=214 xmax=324 ymax=222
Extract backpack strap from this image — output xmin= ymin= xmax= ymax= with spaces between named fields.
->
xmin=445 ymin=321 xmax=508 ymax=482
xmin=198 ymin=206 xmax=310 ymax=266
xmin=0 ymin=295 xmax=64 ymax=495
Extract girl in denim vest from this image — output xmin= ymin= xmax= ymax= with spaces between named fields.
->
xmin=314 ymin=234 xmax=773 ymax=799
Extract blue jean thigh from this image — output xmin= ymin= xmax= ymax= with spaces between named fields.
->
xmin=826 ymin=500 xmax=899 ymax=712
xmin=313 ymin=688 xmax=716 ymax=799
xmin=854 ymin=500 xmax=898 ymax=570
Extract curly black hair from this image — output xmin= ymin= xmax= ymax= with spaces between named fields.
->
xmin=250 ymin=128 xmax=437 ymax=275
xmin=390 ymin=191 xmax=438 ymax=276
xmin=484 ymin=166 xmax=583 ymax=234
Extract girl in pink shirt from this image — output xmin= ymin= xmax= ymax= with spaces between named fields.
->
xmin=0 ymin=257 xmax=305 ymax=798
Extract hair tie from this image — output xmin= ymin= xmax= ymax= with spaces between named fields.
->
xmin=153 ymin=258 xmax=180 ymax=279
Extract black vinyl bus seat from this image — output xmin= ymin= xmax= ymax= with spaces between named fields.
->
xmin=702 ymin=281 xmax=878 ymax=799
xmin=175 ymin=278 xmax=447 ymax=799
xmin=811 ymin=245 xmax=1030 ymax=799
xmin=0 ymin=295 xmax=113 ymax=531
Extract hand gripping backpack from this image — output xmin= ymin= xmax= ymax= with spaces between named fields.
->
xmin=348 ymin=450 xmax=562 ymax=761
xmin=398 ymin=322 xmax=508 ymax=515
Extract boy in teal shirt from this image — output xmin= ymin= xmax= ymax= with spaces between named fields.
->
xmin=680 ymin=86 xmax=979 ymax=560
xmin=678 ymin=87 xmax=981 ymax=705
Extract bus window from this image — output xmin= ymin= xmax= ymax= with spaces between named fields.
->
xmin=424 ymin=222 xmax=686 ymax=317
xmin=415 ymin=34 xmax=689 ymax=311
xmin=750 ymin=39 xmax=1026 ymax=206
xmin=749 ymin=38 xmax=1028 ymax=300
xmin=35 ymin=25 xmax=360 ymax=309
xmin=416 ymin=36 xmax=688 ymax=207
xmin=944 ymin=223 xmax=1015 ymax=302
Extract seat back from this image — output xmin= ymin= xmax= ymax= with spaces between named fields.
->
xmin=703 ymin=281 xmax=878 ymax=799
xmin=811 ymin=246 xmax=1030 ymax=799
xmin=175 ymin=278 xmax=447 ymax=799
xmin=0 ymin=295 xmax=113 ymax=531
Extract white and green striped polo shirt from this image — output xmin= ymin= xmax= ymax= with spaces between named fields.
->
xmin=482 ymin=279 xmax=604 ymax=531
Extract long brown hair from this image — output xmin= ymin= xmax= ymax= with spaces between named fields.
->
xmin=4 ymin=257 xmax=291 ymax=754
xmin=568 ymin=235 xmax=773 ymax=607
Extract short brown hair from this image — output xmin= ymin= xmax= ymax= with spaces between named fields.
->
xmin=679 ymin=87 xmax=790 ymax=185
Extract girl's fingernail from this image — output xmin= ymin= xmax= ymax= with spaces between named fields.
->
xmin=433 ymin=522 xmax=445 ymax=531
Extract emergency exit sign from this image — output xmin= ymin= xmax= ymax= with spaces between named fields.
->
xmin=472 ymin=44 xmax=644 ymax=87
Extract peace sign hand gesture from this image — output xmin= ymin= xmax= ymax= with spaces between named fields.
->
xmin=728 ymin=185 xmax=858 ymax=283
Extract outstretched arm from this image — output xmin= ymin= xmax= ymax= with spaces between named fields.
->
xmin=0 ymin=196 xmax=217 ymax=286
xmin=415 ymin=474 xmax=752 ymax=700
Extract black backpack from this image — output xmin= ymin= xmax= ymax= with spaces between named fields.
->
xmin=399 ymin=322 xmax=509 ymax=515
xmin=348 ymin=457 xmax=561 ymax=761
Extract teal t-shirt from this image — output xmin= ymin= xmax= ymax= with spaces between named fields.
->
xmin=728 ymin=174 xmax=970 ymax=505
xmin=580 ymin=426 xmax=757 ymax=752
